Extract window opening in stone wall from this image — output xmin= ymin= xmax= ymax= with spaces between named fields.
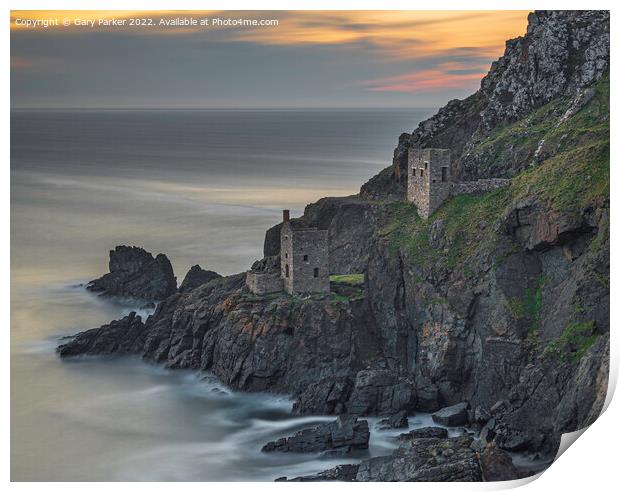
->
xmin=313 ymin=268 xmax=319 ymax=278
xmin=442 ymin=167 xmax=448 ymax=182
xmin=285 ymin=264 xmax=289 ymax=277
xmin=303 ymin=255 xmax=308 ymax=262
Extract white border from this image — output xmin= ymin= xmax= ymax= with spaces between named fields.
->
xmin=4 ymin=1 xmax=617 ymax=490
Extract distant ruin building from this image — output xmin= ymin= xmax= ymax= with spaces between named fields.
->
xmin=280 ymin=210 xmax=330 ymax=295
xmin=407 ymin=148 xmax=510 ymax=219
xmin=246 ymin=210 xmax=330 ymax=296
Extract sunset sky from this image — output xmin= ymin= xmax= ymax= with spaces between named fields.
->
xmin=11 ymin=10 xmax=529 ymax=108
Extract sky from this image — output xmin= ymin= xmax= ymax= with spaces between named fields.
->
xmin=10 ymin=10 xmax=529 ymax=109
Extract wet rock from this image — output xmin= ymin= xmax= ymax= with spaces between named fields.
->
xmin=473 ymin=406 xmax=491 ymax=425
xmin=57 ymin=312 xmax=146 ymax=357
xmin=356 ymin=435 xmax=482 ymax=481
xmin=432 ymin=402 xmax=470 ymax=427
xmin=292 ymin=377 xmax=353 ymax=415
xmin=398 ymin=426 xmax=448 ymax=441
xmin=178 ymin=264 xmax=221 ymax=293
xmin=348 ymin=369 xmax=416 ymax=416
xmin=261 ymin=416 xmax=369 ymax=454
xmin=377 ymin=410 xmax=409 ymax=429
xmin=277 ymin=464 xmax=359 ymax=482
xmin=87 ymin=245 xmax=177 ymax=300
xmin=479 ymin=445 xmax=521 ymax=481
xmin=479 ymin=419 xmax=497 ymax=444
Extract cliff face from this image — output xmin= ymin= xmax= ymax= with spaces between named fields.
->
xmin=59 ymin=10 xmax=609 ymax=465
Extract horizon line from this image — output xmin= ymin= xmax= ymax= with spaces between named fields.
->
xmin=10 ymin=105 xmax=438 ymax=112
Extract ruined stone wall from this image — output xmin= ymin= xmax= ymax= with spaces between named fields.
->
xmin=246 ymin=271 xmax=283 ymax=295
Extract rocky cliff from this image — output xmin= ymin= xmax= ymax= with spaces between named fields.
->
xmin=87 ymin=245 xmax=177 ymax=300
xmin=59 ymin=10 xmax=609 ymax=480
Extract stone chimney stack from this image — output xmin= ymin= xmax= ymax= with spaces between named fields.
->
xmin=283 ymin=209 xmax=290 ymax=223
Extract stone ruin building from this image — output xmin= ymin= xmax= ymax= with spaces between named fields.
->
xmin=407 ymin=148 xmax=510 ymax=219
xmin=246 ymin=210 xmax=330 ymax=296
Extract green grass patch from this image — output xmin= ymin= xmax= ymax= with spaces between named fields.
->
xmin=329 ymin=274 xmax=365 ymax=285
xmin=383 ymin=188 xmax=509 ymax=271
xmin=382 ymin=74 xmax=609 ymax=273
xmin=543 ymin=321 xmax=599 ymax=363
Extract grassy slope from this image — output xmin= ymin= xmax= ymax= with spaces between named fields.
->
xmin=380 ymin=74 xmax=609 ymax=360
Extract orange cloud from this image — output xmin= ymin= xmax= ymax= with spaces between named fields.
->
xmin=359 ymin=62 xmax=489 ymax=92
xmin=10 ymin=10 xmax=528 ymax=61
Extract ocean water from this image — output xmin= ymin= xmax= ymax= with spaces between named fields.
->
xmin=11 ymin=108 xmax=436 ymax=481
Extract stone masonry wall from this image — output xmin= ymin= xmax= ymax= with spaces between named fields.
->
xmin=281 ymin=222 xmax=330 ymax=294
xmin=408 ymin=148 xmax=511 ymax=219
xmin=246 ymin=271 xmax=283 ymax=295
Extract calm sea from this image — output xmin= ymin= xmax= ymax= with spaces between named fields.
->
xmin=11 ymin=109 xmax=434 ymax=481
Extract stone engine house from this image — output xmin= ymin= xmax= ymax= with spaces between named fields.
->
xmin=246 ymin=210 xmax=330 ymax=295
xmin=407 ymin=148 xmax=452 ymax=219
xmin=407 ymin=148 xmax=510 ymax=219
xmin=280 ymin=210 xmax=330 ymax=295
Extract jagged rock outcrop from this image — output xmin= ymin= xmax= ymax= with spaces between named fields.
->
xmin=178 ymin=265 xmax=221 ymax=293
xmin=57 ymin=312 xmax=146 ymax=357
xmin=480 ymin=11 xmax=610 ymax=128
xmin=262 ymin=416 xmax=369 ymax=454
xmin=361 ymin=9 xmax=610 ymax=198
xmin=87 ymin=245 xmax=177 ymax=300
xmin=60 ymin=273 xmax=387 ymax=410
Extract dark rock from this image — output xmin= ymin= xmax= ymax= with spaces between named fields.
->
xmin=292 ymin=377 xmax=353 ymax=415
xmin=87 ymin=246 xmax=177 ymax=300
xmin=178 ymin=265 xmax=221 ymax=293
xmin=473 ymin=406 xmax=492 ymax=424
xmin=57 ymin=312 xmax=146 ymax=357
xmin=432 ymin=402 xmax=470 ymax=427
xmin=377 ymin=410 xmax=409 ymax=429
xmin=399 ymin=426 xmax=448 ymax=441
xmin=479 ymin=446 xmax=521 ymax=481
xmin=355 ymin=435 xmax=481 ymax=481
xmin=479 ymin=422 xmax=496 ymax=444
xmin=278 ymin=464 xmax=359 ymax=482
xmin=415 ymin=384 xmax=442 ymax=412
xmin=261 ymin=416 xmax=369 ymax=454
xmin=348 ymin=369 xmax=416 ymax=416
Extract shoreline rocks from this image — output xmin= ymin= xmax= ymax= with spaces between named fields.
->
xmin=432 ymin=402 xmax=470 ymax=427
xmin=262 ymin=416 xmax=369 ymax=455
xmin=57 ymin=312 xmax=146 ymax=358
xmin=87 ymin=245 xmax=177 ymax=301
